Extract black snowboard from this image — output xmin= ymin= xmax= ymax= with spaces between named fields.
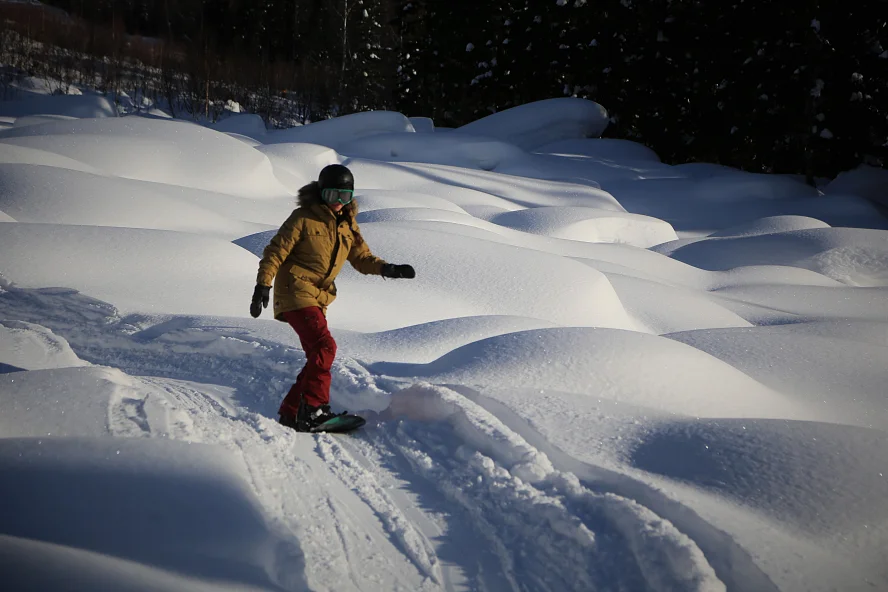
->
xmin=310 ymin=413 xmax=366 ymax=433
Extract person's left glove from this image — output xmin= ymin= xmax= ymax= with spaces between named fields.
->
xmin=381 ymin=264 xmax=416 ymax=279
xmin=250 ymin=284 xmax=271 ymax=318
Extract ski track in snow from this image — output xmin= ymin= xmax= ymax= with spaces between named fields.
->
xmin=124 ymin=376 xmax=441 ymax=592
xmin=1 ymin=283 xmax=742 ymax=591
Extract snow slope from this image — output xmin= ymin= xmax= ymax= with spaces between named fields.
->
xmin=1 ymin=92 xmax=887 ymax=592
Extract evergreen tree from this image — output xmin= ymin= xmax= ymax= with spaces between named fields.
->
xmin=30 ymin=0 xmax=888 ymax=177
xmin=341 ymin=0 xmax=395 ymax=112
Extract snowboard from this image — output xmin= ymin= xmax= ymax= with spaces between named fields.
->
xmin=310 ymin=413 xmax=366 ymax=433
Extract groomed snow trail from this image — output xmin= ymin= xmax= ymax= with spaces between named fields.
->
xmin=2 ymin=282 xmax=728 ymax=591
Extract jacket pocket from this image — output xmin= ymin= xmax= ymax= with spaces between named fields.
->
xmin=317 ymin=289 xmax=336 ymax=307
xmin=290 ymin=271 xmax=322 ymax=298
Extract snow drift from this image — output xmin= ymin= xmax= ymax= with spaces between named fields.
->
xmin=1 ymin=89 xmax=887 ymax=592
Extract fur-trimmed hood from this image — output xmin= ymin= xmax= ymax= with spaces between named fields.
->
xmin=297 ymin=181 xmax=358 ymax=220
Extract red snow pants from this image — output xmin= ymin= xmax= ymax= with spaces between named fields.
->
xmin=278 ymin=307 xmax=337 ymax=416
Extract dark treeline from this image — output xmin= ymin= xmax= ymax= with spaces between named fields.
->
xmin=8 ymin=0 xmax=888 ymax=179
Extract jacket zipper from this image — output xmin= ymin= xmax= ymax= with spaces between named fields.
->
xmin=324 ymin=220 xmax=342 ymax=282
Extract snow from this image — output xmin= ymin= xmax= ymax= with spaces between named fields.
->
xmin=823 ymin=164 xmax=888 ymax=208
xmin=0 ymin=223 xmax=258 ymax=316
xmin=253 ymin=142 xmax=343 ymax=194
xmin=0 ymin=94 xmax=117 ymax=119
xmin=209 ymin=113 xmax=269 ymax=139
xmin=453 ymin=98 xmax=610 ymax=149
xmin=263 ymin=110 xmax=416 ymax=148
xmin=409 ymin=116 xmax=436 ymax=133
xmin=656 ymin=227 xmax=888 ymax=286
xmin=534 ymin=137 xmax=662 ymax=162
xmin=0 ymin=116 xmax=291 ymax=198
xmin=0 ymin=320 xmax=87 ymax=372
xmin=0 ymin=163 xmax=272 ymax=237
xmin=1 ymin=91 xmax=887 ymax=592
xmin=0 ymin=435 xmax=305 ymax=591
xmin=371 ymin=329 xmax=806 ymax=421
xmin=707 ymin=215 xmax=831 ymax=238
xmin=489 ymin=206 xmax=678 ymax=247
xmin=339 ymin=131 xmax=528 ymax=171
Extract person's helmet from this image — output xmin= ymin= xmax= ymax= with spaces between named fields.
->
xmin=318 ymin=164 xmax=354 ymax=191
xmin=318 ymin=164 xmax=355 ymax=206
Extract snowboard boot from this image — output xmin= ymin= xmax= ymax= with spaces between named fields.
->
xmin=278 ymin=413 xmax=300 ymax=431
xmin=299 ymin=403 xmax=343 ymax=430
xmin=280 ymin=402 xmax=343 ymax=432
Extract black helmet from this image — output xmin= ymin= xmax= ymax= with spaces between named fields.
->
xmin=318 ymin=164 xmax=354 ymax=191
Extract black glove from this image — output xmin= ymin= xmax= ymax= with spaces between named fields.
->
xmin=381 ymin=263 xmax=416 ymax=279
xmin=250 ymin=285 xmax=271 ymax=318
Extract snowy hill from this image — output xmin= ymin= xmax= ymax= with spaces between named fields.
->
xmin=1 ymin=92 xmax=887 ymax=592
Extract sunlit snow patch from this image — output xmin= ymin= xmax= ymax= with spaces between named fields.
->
xmin=490 ymin=206 xmax=678 ymax=247
xmin=0 ymin=117 xmax=289 ymax=198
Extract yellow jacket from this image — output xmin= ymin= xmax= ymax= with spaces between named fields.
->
xmin=256 ymin=183 xmax=386 ymax=319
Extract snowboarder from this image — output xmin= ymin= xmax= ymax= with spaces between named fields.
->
xmin=250 ymin=164 xmax=415 ymax=431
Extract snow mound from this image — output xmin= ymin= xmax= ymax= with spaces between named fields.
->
xmin=714 ymin=284 xmax=888 ymax=326
xmin=708 ymin=215 xmax=831 ymax=238
xmin=254 ymin=142 xmax=341 ymax=193
xmin=631 ymin=418 xmax=888 ymax=547
xmin=454 ymin=98 xmax=609 ymax=150
xmin=0 ymin=164 xmax=269 ymax=238
xmin=490 ymin=206 xmax=678 ymax=247
xmin=670 ymin=162 xmax=741 ymax=178
xmin=0 ymin=436 xmax=300 ymax=591
xmin=602 ymin=175 xmax=884 ymax=234
xmin=0 ymin=117 xmax=289 ymax=198
xmin=689 ymin=174 xmax=817 ymax=202
xmin=535 ymin=138 xmax=661 ymax=162
xmin=823 ymin=164 xmax=888 ymax=207
xmin=336 ymin=315 xmax=557 ymax=364
xmin=0 ymin=320 xmax=88 ymax=372
xmin=355 ymin=207 xmax=494 ymax=230
xmin=408 ymin=117 xmax=435 ymax=133
xmin=339 ymin=132 xmax=528 ymax=171
xmin=0 ymin=366 xmax=140 ymax=437
xmin=209 ymin=113 xmax=268 ymax=139
xmin=372 ymin=328 xmax=809 ymax=420
xmin=301 ymin=224 xmax=641 ymax=332
xmin=0 ymin=94 xmax=117 ymax=119
xmin=0 ymin=223 xmax=257 ymax=317
xmin=708 ymin=265 xmax=843 ymax=290
xmin=263 ymin=111 xmax=415 ymax=148
xmin=606 ymin=274 xmax=753 ymax=334
xmin=0 ymin=535 xmax=273 ymax=592
xmin=354 ymin=189 xmax=470 ymax=215
xmin=12 ymin=114 xmax=77 ymax=129
xmin=356 ymin=160 xmax=624 ymax=212
xmin=0 ymin=142 xmax=102 ymax=173
xmin=660 ymin=227 xmax=888 ymax=286
xmin=667 ymin=324 xmax=888 ymax=428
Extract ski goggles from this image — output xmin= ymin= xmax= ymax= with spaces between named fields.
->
xmin=321 ymin=188 xmax=354 ymax=205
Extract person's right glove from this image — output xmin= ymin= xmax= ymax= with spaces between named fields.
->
xmin=250 ymin=284 xmax=271 ymax=318
xmin=380 ymin=264 xmax=416 ymax=279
